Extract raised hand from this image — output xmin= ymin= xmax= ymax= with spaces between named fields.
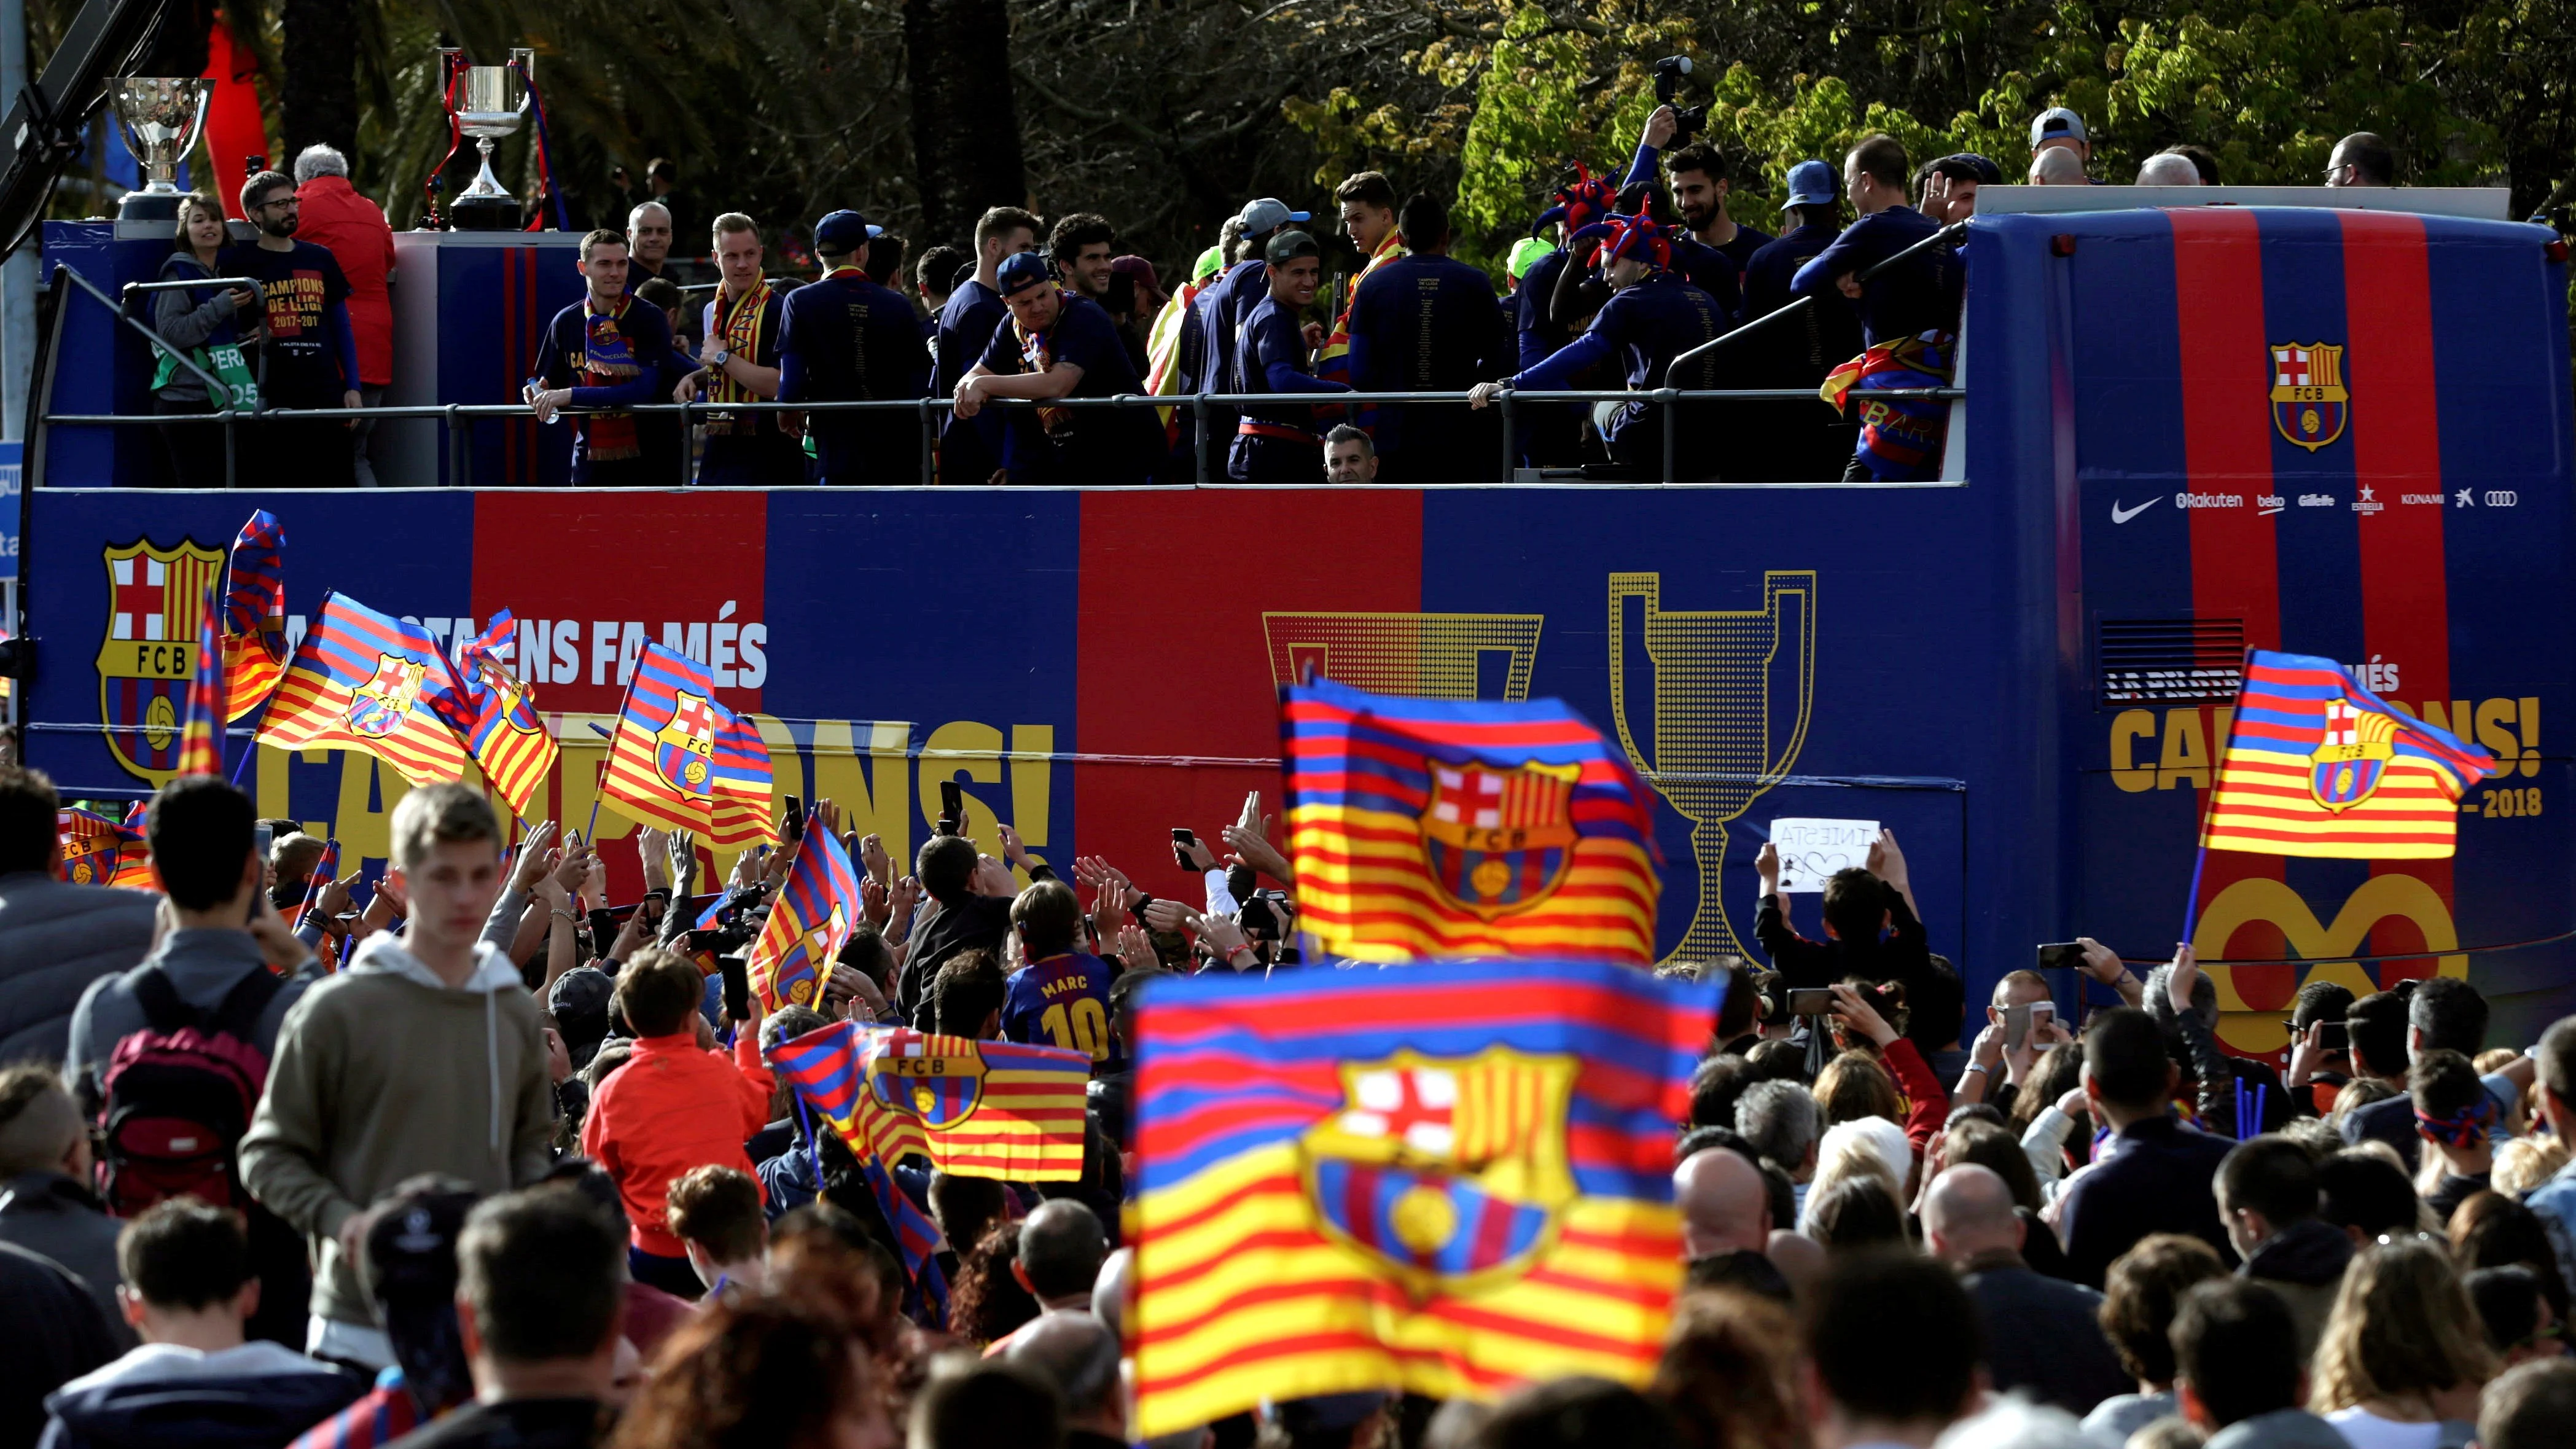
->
xmin=512 ymin=821 xmax=561 ymax=892
xmin=859 ymin=833 xmax=893 ymax=886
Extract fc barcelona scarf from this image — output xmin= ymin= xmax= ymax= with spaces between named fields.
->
xmin=1820 ymin=330 xmax=1954 ymax=482
xmin=1014 ymin=292 xmax=1077 ymax=437
xmin=579 ymin=297 xmax=642 ymax=462
xmin=704 ymin=280 xmax=773 ymax=437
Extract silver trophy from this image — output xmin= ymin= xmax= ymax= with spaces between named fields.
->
xmin=107 ymin=77 xmax=213 ymax=222
xmin=443 ymin=47 xmax=534 ymax=225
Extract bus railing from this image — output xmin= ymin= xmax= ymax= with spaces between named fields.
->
xmin=49 ymin=268 xmax=272 ymax=489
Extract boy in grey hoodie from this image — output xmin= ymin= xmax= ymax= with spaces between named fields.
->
xmin=239 ymin=786 xmax=555 ymax=1371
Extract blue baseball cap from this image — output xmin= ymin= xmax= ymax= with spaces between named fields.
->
xmin=1237 ymin=198 xmax=1311 ymax=236
xmin=996 ymin=249 xmax=1053 ymax=297
xmin=1781 ymin=159 xmax=1840 ymax=209
xmin=2031 ymin=106 xmax=2087 ymax=149
xmin=813 ymin=209 xmax=883 ymax=254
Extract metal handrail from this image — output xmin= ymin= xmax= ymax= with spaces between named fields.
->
xmin=52 ymin=266 xmax=266 ymax=488
xmin=1664 ymin=219 xmax=1970 ymax=377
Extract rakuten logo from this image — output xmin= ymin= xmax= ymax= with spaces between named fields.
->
xmin=511 ymin=603 xmax=770 ymax=689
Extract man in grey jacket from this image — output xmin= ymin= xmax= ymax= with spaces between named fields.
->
xmin=240 ymin=784 xmax=555 ymax=1372
xmin=0 ymin=767 xmax=156 ymax=1066
xmin=2173 ymin=1279 xmax=2354 ymax=1449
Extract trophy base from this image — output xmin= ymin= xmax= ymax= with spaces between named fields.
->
xmin=116 ymin=190 xmax=185 ymax=224
xmin=448 ymin=193 xmax=521 ymax=232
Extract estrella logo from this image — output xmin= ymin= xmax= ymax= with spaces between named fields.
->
xmin=868 ymin=1036 xmax=986 ymax=1128
xmin=1418 ymin=760 xmax=1580 ymax=920
xmin=98 ymin=539 xmax=225 ymax=786
xmin=654 ymin=691 xmax=717 ymax=796
xmin=347 ymin=654 xmax=427 ymax=739
xmin=2308 ymin=699 xmax=2395 ymax=813
xmin=2269 ymin=341 xmax=2349 ymax=451
xmin=2195 ymin=875 xmax=2467 ymax=1057
xmin=1298 ymin=1047 xmax=1579 ymax=1297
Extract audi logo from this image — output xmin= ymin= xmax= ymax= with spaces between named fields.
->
xmin=2486 ymin=491 xmax=2519 ymax=506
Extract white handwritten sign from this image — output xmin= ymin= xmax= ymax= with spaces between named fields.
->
xmin=1768 ymin=818 xmax=1879 ymax=894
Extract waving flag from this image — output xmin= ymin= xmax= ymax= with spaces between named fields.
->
xmin=434 ymin=612 xmax=558 ymax=819
xmin=176 ymin=590 xmax=225 ymax=778
xmin=773 ymin=1021 xmax=952 ymax=1318
xmin=109 ymin=801 xmax=157 ymax=890
xmin=57 ymin=808 xmax=135 ymax=886
xmin=771 ymin=1021 xmax=1090 ymax=1181
xmin=2204 ymin=650 xmax=2499 ymax=859
xmin=287 ymin=838 xmax=338 ymax=931
xmin=1282 ymin=678 xmax=1660 ymax=963
xmin=220 ymin=510 xmax=286 ymax=722
xmin=599 ymin=642 xmax=775 ymax=848
xmin=749 ymin=825 xmax=860 ymax=1012
xmin=1130 ymin=959 xmax=1716 ymax=1434
xmin=257 ymin=593 xmax=474 ymax=787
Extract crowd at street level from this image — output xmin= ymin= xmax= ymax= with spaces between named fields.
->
xmin=0 ymin=768 xmax=2571 ymax=1449
xmin=129 ymin=108 xmax=2406 ymax=490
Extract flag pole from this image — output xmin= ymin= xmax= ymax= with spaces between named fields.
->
xmin=2182 ymin=650 xmax=2257 ymax=953
xmin=227 ymin=735 xmax=255 ymax=787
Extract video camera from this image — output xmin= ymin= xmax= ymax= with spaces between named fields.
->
xmin=1653 ymin=57 xmax=1706 ymax=147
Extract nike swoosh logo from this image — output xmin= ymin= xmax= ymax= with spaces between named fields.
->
xmin=2110 ymin=498 xmax=2161 ymax=525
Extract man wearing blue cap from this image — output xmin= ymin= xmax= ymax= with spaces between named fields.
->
xmin=1344 ymin=194 xmax=1512 ymax=482
xmin=1228 ymin=229 xmax=1350 ymax=482
xmin=1739 ymin=160 xmax=1864 ymax=480
xmin=952 ymin=251 xmax=1161 ymax=484
xmin=778 ymin=210 xmax=932 ymax=486
xmin=1179 ymin=197 xmax=1309 ymax=474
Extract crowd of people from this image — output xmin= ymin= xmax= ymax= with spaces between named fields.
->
xmin=0 ymin=762 xmax=2570 ymax=1449
xmin=128 ymin=114 xmax=2409 ymax=490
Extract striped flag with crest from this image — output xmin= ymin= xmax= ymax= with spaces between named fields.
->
xmin=598 ymin=642 xmax=775 ymax=848
xmin=749 ymin=824 xmax=860 ymax=1012
xmin=110 ymin=801 xmax=157 ymax=890
xmin=176 ymin=589 xmax=225 ymax=778
xmin=256 ymin=593 xmax=474 ymax=787
xmin=56 ymin=808 xmax=135 ymax=886
xmin=220 ymin=510 xmax=286 ymax=722
xmin=433 ymin=611 xmax=558 ymax=820
xmin=287 ymin=838 xmax=338 ymax=931
xmin=770 ymin=1021 xmax=1091 ymax=1182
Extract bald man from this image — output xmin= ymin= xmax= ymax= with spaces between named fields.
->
xmin=1007 ymin=1310 xmax=1126 ymax=1449
xmin=2136 ymin=153 xmax=2203 ymax=186
xmin=2029 ymin=147 xmax=2090 ymax=186
xmin=1674 ymin=1147 xmax=1794 ymax=1303
xmin=1926 ymin=1165 xmax=2128 ymax=1415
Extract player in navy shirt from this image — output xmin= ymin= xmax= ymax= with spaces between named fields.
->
xmin=1229 ymin=230 xmax=1350 ymax=482
xmin=955 ymin=251 xmax=1161 ymax=484
xmin=1345 ymin=193 xmax=1512 ymax=482
xmin=1790 ymin=135 xmax=1962 ymax=346
xmin=1470 ymin=213 xmax=1727 ymax=479
xmin=1664 ymin=141 xmax=1774 ymax=277
xmin=526 ymin=229 xmax=679 ymax=487
xmin=1738 ymin=160 xmax=1865 ymax=480
xmin=934 ymin=206 xmax=1040 ymax=484
xmin=1183 ymin=198 xmax=1309 ymax=468
xmin=1515 ymin=169 xmax=1624 ymax=467
xmin=998 ymin=881 xmax=1122 ymax=1074
xmin=779 ymin=210 xmax=931 ymax=486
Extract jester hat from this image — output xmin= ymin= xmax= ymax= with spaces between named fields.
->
xmin=1530 ymin=163 xmax=1621 ymax=238
xmin=1566 ymin=211 xmax=1674 ymax=271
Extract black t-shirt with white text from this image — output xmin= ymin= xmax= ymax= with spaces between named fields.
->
xmin=223 ymin=241 xmax=351 ymax=407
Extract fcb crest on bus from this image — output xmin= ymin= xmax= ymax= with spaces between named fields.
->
xmin=655 ymin=692 xmax=717 ymax=796
xmin=2309 ymin=698 xmax=2397 ymax=812
xmin=868 ymin=1036 xmax=986 ymax=1128
xmin=348 ymin=654 xmax=429 ymax=738
xmin=1419 ymin=760 xmax=1582 ymax=919
xmin=2269 ymin=342 xmax=2349 ymax=451
xmin=97 ymin=539 xmax=225 ymax=786
xmin=1298 ymin=1047 xmax=1579 ymax=1297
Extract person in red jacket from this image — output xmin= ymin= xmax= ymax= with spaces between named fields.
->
xmin=580 ymin=947 xmax=771 ymax=1300
xmin=292 ymin=146 xmax=397 ymax=485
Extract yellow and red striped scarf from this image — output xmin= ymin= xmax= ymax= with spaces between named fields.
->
xmin=704 ymin=278 xmax=773 ymax=436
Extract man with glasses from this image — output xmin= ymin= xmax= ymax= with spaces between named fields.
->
xmin=2325 ymin=133 xmax=2395 ymax=187
xmin=227 ymin=170 xmax=362 ymax=486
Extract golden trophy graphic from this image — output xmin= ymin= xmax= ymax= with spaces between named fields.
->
xmin=1262 ymin=613 xmax=1545 ymax=701
xmin=1607 ymin=571 xmax=1817 ymax=960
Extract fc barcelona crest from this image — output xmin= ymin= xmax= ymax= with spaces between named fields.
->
xmin=869 ymin=1036 xmax=986 ymax=1127
xmin=97 ymin=539 xmax=225 ymax=786
xmin=1297 ymin=1047 xmax=1579 ymax=1297
xmin=2309 ymin=698 xmax=2396 ymax=812
xmin=1419 ymin=760 xmax=1581 ymax=920
xmin=348 ymin=654 xmax=427 ymax=738
xmin=2270 ymin=342 xmax=2349 ymax=451
xmin=654 ymin=691 xmax=717 ymax=796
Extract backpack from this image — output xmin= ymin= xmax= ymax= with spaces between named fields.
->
xmin=96 ymin=966 xmax=281 ymax=1217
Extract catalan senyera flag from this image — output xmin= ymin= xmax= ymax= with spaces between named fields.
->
xmin=749 ymin=825 xmax=860 ymax=1012
xmin=437 ymin=611 xmax=558 ymax=820
xmin=1282 ymin=678 xmax=1660 ymax=963
xmin=1130 ymin=959 xmax=1717 ymax=1434
xmin=2203 ymin=650 xmax=2499 ymax=859
xmin=176 ymin=590 xmax=225 ymax=778
xmin=287 ymin=838 xmax=338 ymax=931
xmin=598 ymin=642 xmax=775 ymax=848
xmin=771 ymin=1021 xmax=1091 ymax=1181
xmin=56 ymin=808 xmax=135 ymax=886
xmin=256 ymin=593 xmax=474 ymax=787
xmin=220 ymin=510 xmax=286 ymax=722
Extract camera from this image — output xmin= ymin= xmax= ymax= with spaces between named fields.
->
xmin=1653 ymin=57 xmax=1707 ymax=147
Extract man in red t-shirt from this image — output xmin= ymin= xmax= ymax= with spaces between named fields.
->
xmin=292 ymin=146 xmax=396 ymax=485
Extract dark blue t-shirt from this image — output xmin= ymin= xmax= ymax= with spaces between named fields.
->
xmin=1744 ymin=223 xmax=1866 ymax=382
xmin=935 ymin=278 xmax=1009 ymax=482
xmin=1512 ymin=270 xmax=1727 ymax=439
xmin=1002 ymin=951 xmax=1122 ymax=1072
xmin=972 ymin=291 xmax=1160 ymax=482
xmin=1668 ymin=236 xmax=1742 ymax=324
xmin=1346 ymin=252 xmax=1511 ymax=458
xmin=1789 ymin=206 xmax=1962 ymax=345
xmin=1714 ymin=222 xmax=1774 ymax=277
xmin=1515 ymin=246 xmax=1575 ymax=371
xmin=779 ymin=269 xmax=931 ymax=483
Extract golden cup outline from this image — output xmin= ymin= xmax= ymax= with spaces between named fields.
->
xmin=1260 ymin=612 xmax=1546 ymax=701
xmin=1607 ymin=571 xmax=1817 ymax=961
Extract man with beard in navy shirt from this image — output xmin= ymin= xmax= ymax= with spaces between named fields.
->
xmin=953 ymin=251 xmax=1161 ymax=484
xmin=1345 ymin=194 xmax=1512 ymax=482
xmin=1665 ymin=142 xmax=1774 ymax=278
xmin=779 ymin=209 xmax=931 ymax=485
xmin=934 ymin=206 xmax=1040 ymax=483
xmin=1469 ymin=213 xmax=1727 ymax=480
